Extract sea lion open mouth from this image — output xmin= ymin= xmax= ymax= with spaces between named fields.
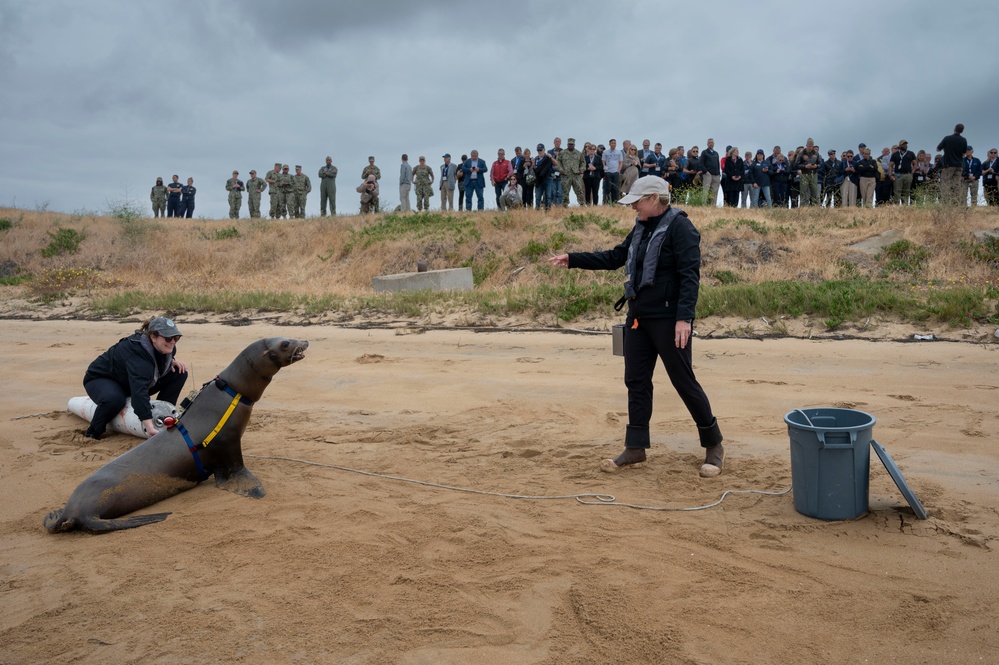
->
xmin=291 ymin=343 xmax=308 ymax=362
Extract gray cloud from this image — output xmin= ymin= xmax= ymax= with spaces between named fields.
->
xmin=0 ymin=0 xmax=995 ymax=217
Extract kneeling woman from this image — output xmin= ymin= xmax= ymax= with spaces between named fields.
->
xmin=83 ymin=316 xmax=189 ymax=439
xmin=548 ymin=177 xmax=724 ymax=477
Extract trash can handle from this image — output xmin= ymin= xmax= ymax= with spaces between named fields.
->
xmin=817 ymin=430 xmax=857 ymax=447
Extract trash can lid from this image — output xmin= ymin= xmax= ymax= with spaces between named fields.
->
xmin=871 ymin=439 xmax=928 ymax=520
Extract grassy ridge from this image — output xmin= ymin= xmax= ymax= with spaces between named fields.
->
xmin=0 ymin=204 xmax=997 ymax=331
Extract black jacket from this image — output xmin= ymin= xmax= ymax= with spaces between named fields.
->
xmin=568 ymin=207 xmax=700 ymax=321
xmin=84 ymin=333 xmax=176 ymax=421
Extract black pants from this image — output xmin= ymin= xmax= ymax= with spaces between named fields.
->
xmin=623 ymin=318 xmax=715 ymax=449
xmin=984 ymin=180 xmax=999 ymax=206
xmin=83 ymin=370 xmax=188 ymax=436
xmin=166 ymin=198 xmax=182 ymax=217
xmin=584 ymin=176 xmax=600 ymax=205
xmin=182 ymin=200 xmax=195 ymax=218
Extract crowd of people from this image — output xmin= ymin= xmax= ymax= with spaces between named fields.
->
xmin=149 ymin=124 xmax=997 ymax=218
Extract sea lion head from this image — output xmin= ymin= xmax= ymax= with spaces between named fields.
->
xmin=263 ymin=337 xmax=309 ymax=368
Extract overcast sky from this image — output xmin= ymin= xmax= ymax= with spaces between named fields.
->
xmin=1 ymin=0 xmax=996 ymax=218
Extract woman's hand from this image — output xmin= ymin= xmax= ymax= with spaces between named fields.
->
xmin=171 ymin=359 xmax=187 ymax=373
xmin=142 ymin=419 xmax=159 ymax=438
xmin=675 ymin=320 xmax=692 ymax=349
xmin=548 ymin=254 xmax=569 ymax=269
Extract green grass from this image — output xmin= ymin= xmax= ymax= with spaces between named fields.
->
xmin=878 ymin=239 xmax=929 ymax=277
xmin=201 ymin=226 xmax=241 ymax=240
xmin=0 ymin=218 xmax=13 ymax=232
xmin=343 ymin=212 xmax=480 ymax=252
xmin=41 ymin=227 xmax=86 ymax=257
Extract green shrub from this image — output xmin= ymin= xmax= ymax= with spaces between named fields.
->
xmin=878 ymin=239 xmax=929 ymax=277
xmin=41 ymin=227 xmax=86 ymax=257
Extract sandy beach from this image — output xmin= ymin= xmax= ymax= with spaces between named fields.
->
xmin=1 ymin=319 xmax=997 ymax=664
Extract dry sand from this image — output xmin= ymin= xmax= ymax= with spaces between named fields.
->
xmin=1 ymin=319 xmax=997 ymax=664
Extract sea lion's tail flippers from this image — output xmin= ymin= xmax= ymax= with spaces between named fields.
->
xmin=79 ymin=513 xmax=171 ymax=534
xmin=43 ymin=510 xmax=171 ymax=534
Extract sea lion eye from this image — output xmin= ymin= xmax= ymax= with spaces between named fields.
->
xmin=281 ymin=341 xmax=289 ymax=349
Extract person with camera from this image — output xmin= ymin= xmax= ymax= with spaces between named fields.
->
xmin=357 ymin=174 xmax=380 ymax=214
xmin=82 ymin=316 xmax=189 ymax=440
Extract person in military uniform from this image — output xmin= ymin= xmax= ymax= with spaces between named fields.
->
xmin=180 ymin=177 xmax=196 ymax=218
xmin=558 ymin=138 xmax=585 ymax=207
xmin=246 ymin=170 xmax=267 ymax=218
xmin=166 ymin=175 xmax=183 ymax=218
xmin=277 ymin=164 xmax=294 ymax=218
xmin=411 ymin=156 xmax=435 ymax=212
xmin=291 ymin=165 xmax=311 ymax=218
xmin=357 ymin=174 xmax=379 ymax=214
xmin=361 ymin=156 xmax=381 ymax=212
xmin=265 ymin=162 xmax=281 ymax=219
xmin=318 ymin=156 xmax=338 ymax=216
xmin=150 ymin=177 xmax=167 ymax=218
xmin=225 ymin=171 xmax=244 ymax=219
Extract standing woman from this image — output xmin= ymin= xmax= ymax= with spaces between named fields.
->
xmin=180 ymin=177 xmax=197 ymax=218
xmin=856 ymin=148 xmax=879 ymax=208
xmin=547 ymin=177 xmax=725 ymax=477
xmin=722 ymin=146 xmax=744 ymax=207
xmin=518 ymin=148 xmax=536 ymax=207
xmin=583 ymin=143 xmax=603 ymax=205
xmin=82 ymin=317 xmax=189 ymax=439
xmin=620 ymin=144 xmax=641 ymax=195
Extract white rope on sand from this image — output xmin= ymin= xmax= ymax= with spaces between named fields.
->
xmin=245 ymin=454 xmax=791 ymax=512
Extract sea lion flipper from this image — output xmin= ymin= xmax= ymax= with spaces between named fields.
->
xmin=214 ymin=466 xmax=265 ymax=499
xmin=79 ymin=513 xmax=171 ymax=533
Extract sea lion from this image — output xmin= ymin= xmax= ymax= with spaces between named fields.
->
xmin=44 ymin=337 xmax=308 ymax=534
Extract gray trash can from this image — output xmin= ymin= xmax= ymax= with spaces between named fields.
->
xmin=784 ymin=408 xmax=876 ymax=520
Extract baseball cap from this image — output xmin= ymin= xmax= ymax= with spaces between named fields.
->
xmin=757 ymin=149 xmax=765 ymax=155
xmin=148 ymin=316 xmax=182 ymax=338
xmin=618 ymin=176 xmax=671 ymax=205
xmin=442 ymin=153 xmax=451 ymax=158
xmin=537 ymin=143 xmax=545 ymax=151
xmin=858 ymin=143 xmax=867 ymax=148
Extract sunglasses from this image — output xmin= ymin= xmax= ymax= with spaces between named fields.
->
xmin=157 ymin=334 xmax=181 ymax=343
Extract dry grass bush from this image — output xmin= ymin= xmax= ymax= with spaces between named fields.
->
xmin=1 ymin=204 xmax=996 ymax=317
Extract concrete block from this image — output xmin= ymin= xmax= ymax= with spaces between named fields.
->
xmin=372 ymin=267 xmax=474 ymax=293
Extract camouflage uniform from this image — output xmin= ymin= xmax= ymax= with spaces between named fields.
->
xmin=291 ymin=167 xmax=312 ymax=218
xmin=361 ymin=162 xmax=381 ymax=213
xmin=246 ymin=176 xmax=267 ymax=218
xmin=276 ymin=167 xmax=294 ymax=218
xmin=265 ymin=165 xmax=281 ymax=218
xmin=318 ymin=162 xmax=338 ymax=216
xmin=557 ymin=140 xmax=585 ymax=206
xmin=412 ymin=164 xmax=434 ymax=211
xmin=150 ymin=183 xmax=167 ymax=218
xmin=225 ymin=177 xmax=244 ymax=219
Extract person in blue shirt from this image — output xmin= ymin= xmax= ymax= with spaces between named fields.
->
xmin=180 ymin=178 xmax=196 ymax=218
xmin=462 ymin=150 xmax=488 ymax=211
xmin=963 ymin=147 xmax=983 ymax=206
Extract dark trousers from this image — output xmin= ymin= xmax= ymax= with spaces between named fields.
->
xmin=623 ymin=318 xmax=715 ymax=449
xmin=723 ymin=189 xmax=740 ymax=207
xmin=83 ymin=370 xmax=188 ymax=436
xmin=522 ymin=183 xmax=534 ymax=207
xmin=603 ymin=172 xmax=620 ymax=204
xmin=772 ymin=179 xmax=788 ymax=207
xmin=584 ymin=176 xmax=600 ymax=205
xmin=166 ymin=198 xmax=182 ymax=218
xmin=984 ymin=180 xmax=999 ymax=206
xmin=494 ymin=182 xmax=506 ymax=208
xmin=182 ymin=200 xmax=195 ymax=218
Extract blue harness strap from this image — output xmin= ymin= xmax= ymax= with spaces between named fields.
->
xmin=175 ymin=421 xmax=211 ymax=481
xmin=169 ymin=377 xmax=255 ymax=482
